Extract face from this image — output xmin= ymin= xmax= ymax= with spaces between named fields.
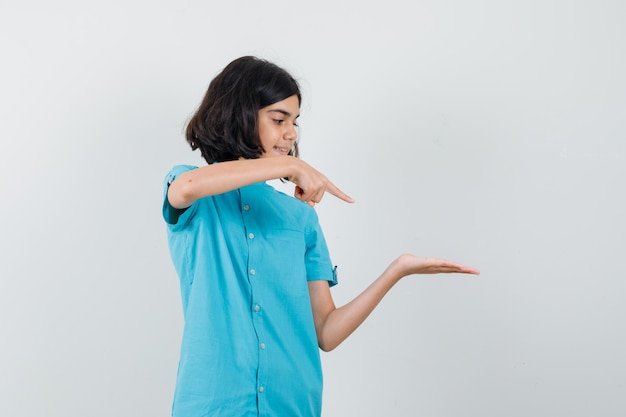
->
xmin=257 ymin=94 xmax=300 ymax=158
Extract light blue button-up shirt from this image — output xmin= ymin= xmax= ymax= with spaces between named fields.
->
xmin=163 ymin=165 xmax=337 ymax=417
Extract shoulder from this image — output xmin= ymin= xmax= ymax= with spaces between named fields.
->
xmin=267 ymin=183 xmax=316 ymax=213
xmin=251 ymin=182 xmax=319 ymax=229
xmin=272 ymin=185 xmax=321 ymax=229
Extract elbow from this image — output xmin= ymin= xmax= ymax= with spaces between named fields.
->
xmin=318 ymin=337 xmax=340 ymax=352
xmin=168 ymin=177 xmax=196 ymax=209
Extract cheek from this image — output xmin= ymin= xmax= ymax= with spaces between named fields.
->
xmin=259 ymin=125 xmax=276 ymax=145
xmin=258 ymin=132 xmax=275 ymax=154
xmin=257 ymin=127 xmax=268 ymax=144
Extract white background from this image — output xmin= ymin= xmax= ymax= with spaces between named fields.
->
xmin=1 ymin=1 xmax=625 ymax=416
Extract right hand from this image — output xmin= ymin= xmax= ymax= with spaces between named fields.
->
xmin=289 ymin=160 xmax=354 ymax=207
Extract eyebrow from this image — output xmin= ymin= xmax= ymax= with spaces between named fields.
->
xmin=268 ymin=109 xmax=300 ymax=119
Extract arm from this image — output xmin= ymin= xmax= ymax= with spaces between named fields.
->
xmin=308 ymin=254 xmax=480 ymax=352
xmin=167 ymin=156 xmax=353 ymax=209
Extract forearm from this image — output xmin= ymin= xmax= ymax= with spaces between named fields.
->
xmin=168 ymin=157 xmax=298 ymax=209
xmin=312 ymin=254 xmax=479 ymax=351
xmin=317 ymin=262 xmax=403 ymax=351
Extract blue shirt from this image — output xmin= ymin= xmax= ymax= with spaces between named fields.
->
xmin=163 ymin=165 xmax=337 ymax=417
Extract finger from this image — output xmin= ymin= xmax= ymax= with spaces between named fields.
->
xmin=312 ymin=189 xmax=325 ymax=204
xmin=294 ymin=186 xmax=320 ymax=207
xmin=326 ymin=181 xmax=354 ymax=203
xmin=443 ymin=261 xmax=480 ymax=275
xmin=417 ymin=259 xmax=479 ymax=275
xmin=295 ymin=185 xmax=317 ymax=205
xmin=440 ymin=264 xmax=480 ymax=275
xmin=294 ymin=185 xmax=304 ymax=200
xmin=460 ymin=266 xmax=480 ymax=275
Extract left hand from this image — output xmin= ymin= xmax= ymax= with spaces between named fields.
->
xmin=390 ymin=254 xmax=480 ymax=277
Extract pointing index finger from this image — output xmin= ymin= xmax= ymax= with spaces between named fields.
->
xmin=326 ymin=181 xmax=354 ymax=204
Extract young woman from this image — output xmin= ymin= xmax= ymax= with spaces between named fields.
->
xmin=163 ymin=56 xmax=479 ymax=417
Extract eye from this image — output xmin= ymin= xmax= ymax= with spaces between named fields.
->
xmin=273 ymin=119 xmax=284 ymax=125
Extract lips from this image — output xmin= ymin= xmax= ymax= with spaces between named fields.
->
xmin=273 ymin=146 xmax=290 ymax=155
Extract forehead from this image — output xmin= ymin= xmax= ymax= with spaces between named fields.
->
xmin=261 ymin=95 xmax=300 ymax=117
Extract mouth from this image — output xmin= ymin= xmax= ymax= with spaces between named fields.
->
xmin=273 ymin=146 xmax=290 ymax=155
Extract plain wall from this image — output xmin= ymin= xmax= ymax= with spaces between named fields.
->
xmin=1 ymin=0 xmax=625 ymax=416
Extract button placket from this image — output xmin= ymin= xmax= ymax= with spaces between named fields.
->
xmin=244 ymin=203 xmax=257 ymax=279
xmin=241 ymin=189 xmax=268 ymax=402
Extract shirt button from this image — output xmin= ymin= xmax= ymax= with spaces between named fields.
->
xmin=248 ymin=232 xmax=255 ymax=239
xmin=243 ymin=204 xmax=250 ymax=211
xmin=250 ymin=269 xmax=256 ymax=276
xmin=254 ymin=305 xmax=261 ymax=312
xmin=260 ymin=343 xmax=266 ymax=350
xmin=259 ymin=386 xmax=265 ymax=393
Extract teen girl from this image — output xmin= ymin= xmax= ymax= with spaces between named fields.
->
xmin=163 ymin=56 xmax=479 ymax=417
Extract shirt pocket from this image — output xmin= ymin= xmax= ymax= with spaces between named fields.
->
xmin=265 ymin=229 xmax=308 ymax=297
xmin=266 ymin=229 xmax=305 ymax=257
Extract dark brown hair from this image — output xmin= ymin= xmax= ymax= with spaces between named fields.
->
xmin=186 ymin=56 xmax=302 ymax=163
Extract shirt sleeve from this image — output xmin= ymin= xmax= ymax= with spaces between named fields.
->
xmin=304 ymin=209 xmax=338 ymax=287
xmin=162 ymin=165 xmax=199 ymax=227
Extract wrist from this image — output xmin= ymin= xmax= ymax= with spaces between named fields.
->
xmin=384 ymin=257 xmax=406 ymax=284
xmin=284 ymin=155 xmax=303 ymax=180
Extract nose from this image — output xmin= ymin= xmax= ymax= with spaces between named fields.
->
xmin=284 ymin=122 xmax=298 ymax=141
